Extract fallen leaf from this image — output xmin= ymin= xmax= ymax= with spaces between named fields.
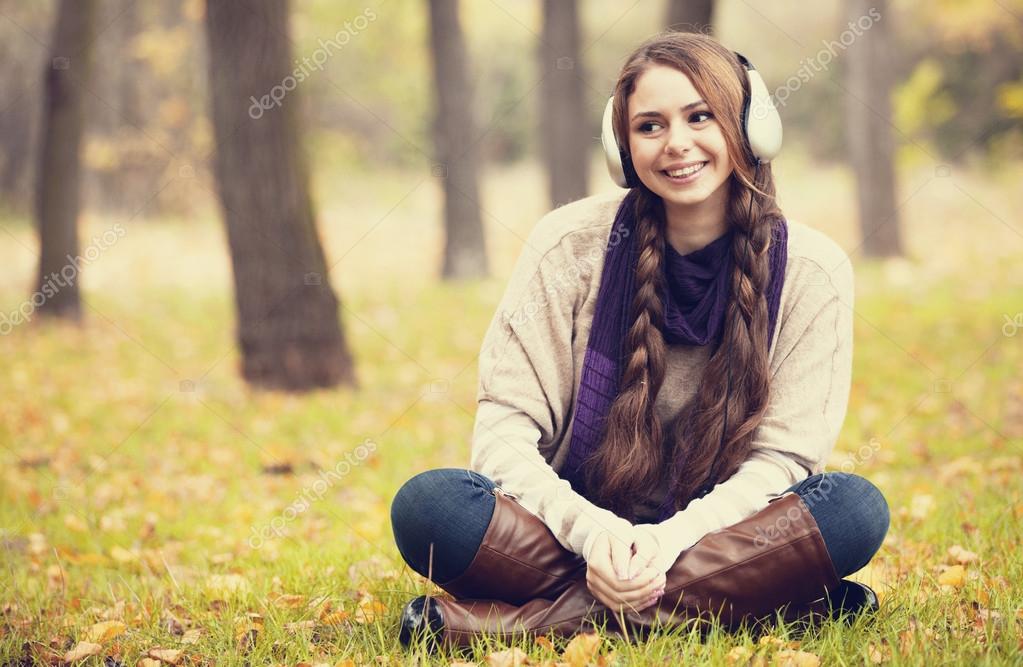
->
xmin=485 ymin=647 xmax=530 ymax=667
xmin=235 ymin=619 xmax=261 ymax=652
xmin=85 ymin=620 xmax=126 ymax=643
xmin=147 ymin=648 xmax=183 ymax=664
xmin=63 ymin=641 xmax=102 ymax=663
xmin=353 ymin=595 xmax=386 ymax=624
xmin=726 ymin=646 xmax=754 ymax=665
xmin=562 ymin=631 xmax=601 ymax=667
xmin=535 ymin=635 xmax=556 ymax=652
xmin=321 ymin=610 xmax=350 ymax=626
xmin=109 ymin=545 xmax=137 ymax=563
xmin=270 ymin=593 xmax=306 ymax=608
xmin=938 ymin=565 xmax=966 ymax=588
xmin=909 ymin=494 xmax=935 ymax=520
xmin=867 ymin=642 xmax=892 ymax=664
xmin=947 ymin=545 xmax=978 ymax=565
xmin=181 ymin=628 xmax=202 ymax=644
xmin=206 ymin=573 xmax=249 ymax=597
xmin=773 ymin=649 xmax=820 ymax=667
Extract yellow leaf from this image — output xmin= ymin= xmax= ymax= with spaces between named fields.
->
xmin=938 ymin=565 xmax=966 ymax=588
xmin=85 ymin=620 xmax=126 ymax=643
xmin=320 ymin=610 xmax=350 ymax=626
xmin=235 ymin=618 xmax=262 ymax=651
xmin=181 ymin=628 xmax=202 ymax=644
xmin=270 ymin=593 xmax=306 ymax=608
xmin=485 ymin=647 xmax=530 ymax=667
xmin=909 ymin=494 xmax=935 ymax=520
xmin=772 ymin=649 xmax=820 ymax=667
xmin=139 ymin=660 xmax=162 ymax=667
xmin=109 ymin=545 xmax=137 ymax=563
xmin=353 ymin=595 xmax=386 ymax=624
xmin=867 ymin=642 xmax=892 ymax=663
xmin=64 ymin=514 xmax=88 ymax=532
xmin=64 ymin=641 xmax=102 ymax=663
xmin=562 ymin=631 xmax=601 ymax=667
xmin=147 ymin=648 xmax=183 ymax=664
xmin=535 ymin=635 xmax=556 ymax=651
xmin=726 ymin=646 xmax=754 ymax=665
xmin=206 ymin=573 xmax=249 ymax=597
xmin=947 ymin=545 xmax=978 ymax=565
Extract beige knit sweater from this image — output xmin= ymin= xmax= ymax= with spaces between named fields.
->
xmin=470 ymin=190 xmax=854 ymax=574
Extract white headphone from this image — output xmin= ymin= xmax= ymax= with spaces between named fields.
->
xmin=600 ymin=52 xmax=782 ymax=189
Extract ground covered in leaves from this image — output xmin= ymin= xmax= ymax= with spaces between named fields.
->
xmin=2 ymin=160 xmax=1022 ymax=664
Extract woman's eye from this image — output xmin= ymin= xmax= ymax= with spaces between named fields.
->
xmin=638 ymin=121 xmax=662 ymax=133
xmin=690 ymin=111 xmax=713 ymax=123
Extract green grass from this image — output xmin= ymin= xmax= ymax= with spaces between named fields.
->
xmin=1 ymin=156 xmax=1022 ymax=665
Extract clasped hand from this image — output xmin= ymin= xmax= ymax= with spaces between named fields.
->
xmin=585 ymin=526 xmax=667 ymax=614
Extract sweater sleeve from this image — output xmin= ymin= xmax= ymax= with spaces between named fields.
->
xmin=638 ymin=261 xmax=854 ymax=573
xmin=470 ymin=225 xmax=636 ymax=561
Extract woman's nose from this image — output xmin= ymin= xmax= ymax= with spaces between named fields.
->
xmin=664 ymin=123 xmax=694 ymax=155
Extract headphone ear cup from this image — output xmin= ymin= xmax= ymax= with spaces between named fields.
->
xmin=741 ymin=67 xmax=782 ymax=163
xmin=601 ymin=96 xmax=636 ymax=189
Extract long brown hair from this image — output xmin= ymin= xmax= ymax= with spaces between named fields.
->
xmin=581 ymin=32 xmax=784 ymax=521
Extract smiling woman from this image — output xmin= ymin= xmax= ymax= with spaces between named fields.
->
xmin=390 ymin=30 xmax=888 ymax=652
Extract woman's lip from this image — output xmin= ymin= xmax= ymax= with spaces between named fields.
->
xmin=661 ymin=161 xmax=707 ymax=183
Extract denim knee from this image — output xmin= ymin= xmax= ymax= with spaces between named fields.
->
xmin=789 ymin=472 xmax=890 ymax=578
xmin=389 ymin=468 xmax=496 ymax=583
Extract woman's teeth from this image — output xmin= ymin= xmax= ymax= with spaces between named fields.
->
xmin=664 ymin=162 xmax=706 ymax=178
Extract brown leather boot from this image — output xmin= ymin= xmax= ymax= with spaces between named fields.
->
xmin=399 ymin=492 xmax=841 ymax=652
xmin=436 ymin=487 xmax=587 ymax=605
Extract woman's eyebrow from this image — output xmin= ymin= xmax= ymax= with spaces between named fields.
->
xmin=631 ymin=99 xmax=706 ymax=121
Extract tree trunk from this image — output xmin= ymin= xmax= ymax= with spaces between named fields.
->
xmin=33 ymin=0 xmax=97 ymax=321
xmin=844 ymin=0 xmax=903 ymax=257
xmin=427 ymin=0 xmax=488 ymax=280
xmin=666 ymin=0 xmax=715 ymax=33
xmin=205 ymin=0 xmax=356 ymax=391
xmin=540 ymin=0 xmax=588 ymax=208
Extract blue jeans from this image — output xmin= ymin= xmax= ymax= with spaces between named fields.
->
xmin=390 ymin=468 xmax=889 ymax=585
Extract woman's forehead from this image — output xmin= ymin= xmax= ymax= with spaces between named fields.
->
xmin=628 ymin=65 xmax=702 ymax=116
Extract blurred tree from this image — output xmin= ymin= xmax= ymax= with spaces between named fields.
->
xmin=205 ymin=0 xmax=356 ymax=391
xmin=0 ymin=4 xmax=48 ymax=211
xmin=666 ymin=0 xmax=715 ymax=33
xmin=85 ymin=0 xmax=208 ymax=217
xmin=34 ymin=0 xmax=97 ymax=321
xmin=427 ymin=0 xmax=488 ymax=280
xmin=540 ymin=0 xmax=588 ymax=208
xmin=844 ymin=0 xmax=903 ymax=257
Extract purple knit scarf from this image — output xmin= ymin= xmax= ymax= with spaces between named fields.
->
xmin=562 ymin=189 xmax=788 ymax=522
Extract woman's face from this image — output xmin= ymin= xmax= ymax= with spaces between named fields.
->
xmin=626 ymin=64 xmax=733 ymax=219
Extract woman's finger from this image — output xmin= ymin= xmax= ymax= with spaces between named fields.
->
xmin=587 ymin=564 xmax=667 ymax=611
xmin=628 ymin=528 xmax=661 ymax=579
xmin=608 ymin=532 xmax=633 ymax=581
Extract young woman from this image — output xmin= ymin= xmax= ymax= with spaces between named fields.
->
xmin=390 ymin=31 xmax=889 ymax=651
